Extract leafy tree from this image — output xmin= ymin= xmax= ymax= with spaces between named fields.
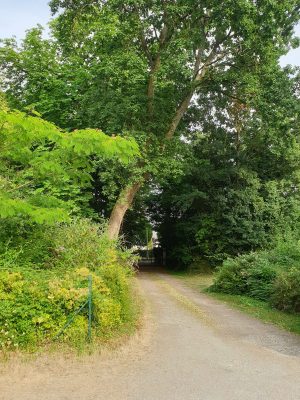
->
xmin=1 ymin=0 xmax=299 ymax=238
xmin=150 ymin=66 xmax=300 ymax=265
xmin=0 ymin=108 xmax=138 ymax=225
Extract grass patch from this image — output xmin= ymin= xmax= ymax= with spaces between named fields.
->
xmin=157 ymin=278 xmax=215 ymax=328
xmin=173 ymin=272 xmax=300 ymax=335
xmin=209 ymin=292 xmax=300 ymax=335
xmin=172 ymin=272 xmax=214 ymax=292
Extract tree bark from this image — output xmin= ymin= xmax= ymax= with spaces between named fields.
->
xmin=165 ymin=91 xmax=194 ymax=139
xmin=107 ymin=182 xmax=142 ymax=240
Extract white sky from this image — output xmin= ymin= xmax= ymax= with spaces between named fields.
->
xmin=0 ymin=0 xmax=299 ymax=67
xmin=280 ymin=24 xmax=300 ymax=67
xmin=0 ymin=0 xmax=52 ymax=39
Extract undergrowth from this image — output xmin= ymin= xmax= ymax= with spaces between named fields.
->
xmin=210 ymin=240 xmax=300 ymax=314
xmin=0 ymin=219 xmax=139 ymax=353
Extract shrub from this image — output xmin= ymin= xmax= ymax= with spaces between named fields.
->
xmin=50 ymin=219 xmax=111 ymax=270
xmin=211 ymin=252 xmax=277 ymax=301
xmin=271 ymin=267 xmax=300 ymax=313
xmin=50 ymin=219 xmax=136 ymax=271
xmin=210 ymin=256 xmax=249 ymax=295
xmin=267 ymin=239 xmax=300 ymax=269
xmin=211 ymin=239 xmax=300 ymax=313
xmin=247 ymin=264 xmax=277 ymax=301
xmin=0 ymin=219 xmax=137 ymax=351
xmin=0 ymin=266 xmax=130 ymax=350
xmin=187 ymin=257 xmax=213 ymax=274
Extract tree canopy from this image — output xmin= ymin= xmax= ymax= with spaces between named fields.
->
xmin=0 ymin=0 xmax=299 ymax=261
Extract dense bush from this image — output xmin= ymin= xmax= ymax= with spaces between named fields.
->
xmin=0 ymin=219 xmax=137 ymax=351
xmin=211 ymin=252 xmax=277 ymax=300
xmin=271 ymin=268 xmax=300 ymax=313
xmin=211 ymin=240 xmax=300 ymax=313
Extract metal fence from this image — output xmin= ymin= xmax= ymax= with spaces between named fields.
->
xmin=55 ymin=275 xmax=93 ymax=342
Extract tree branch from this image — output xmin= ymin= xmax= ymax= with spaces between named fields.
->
xmin=165 ymin=48 xmax=217 ymax=140
xmin=165 ymin=31 xmax=232 ymax=140
xmin=133 ymin=5 xmax=171 ymax=119
xmin=147 ymin=24 xmax=169 ymax=118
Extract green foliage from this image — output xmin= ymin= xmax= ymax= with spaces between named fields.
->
xmin=0 ymin=98 xmax=138 ymax=353
xmin=0 ymin=0 xmax=299 ymax=348
xmin=211 ymin=253 xmax=277 ymax=301
xmin=0 ymin=109 xmax=139 ymax=225
xmin=272 ymin=268 xmax=300 ymax=313
xmin=50 ymin=219 xmax=134 ymax=270
xmin=211 ymin=240 xmax=300 ymax=313
xmin=150 ymin=65 xmax=300 ymax=266
xmin=0 ymin=92 xmax=7 ymax=111
xmin=0 ymin=219 xmax=137 ymax=351
xmin=1 ymin=0 xmax=299 ymax=229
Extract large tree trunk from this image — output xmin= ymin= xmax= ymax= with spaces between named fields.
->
xmin=107 ymin=182 xmax=142 ymax=240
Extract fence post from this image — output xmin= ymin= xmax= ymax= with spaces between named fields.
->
xmin=88 ymin=275 xmax=92 ymax=342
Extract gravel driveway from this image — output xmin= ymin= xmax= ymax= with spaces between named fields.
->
xmin=1 ymin=269 xmax=299 ymax=400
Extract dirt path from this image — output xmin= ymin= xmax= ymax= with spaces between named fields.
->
xmin=1 ymin=270 xmax=300 ymax=400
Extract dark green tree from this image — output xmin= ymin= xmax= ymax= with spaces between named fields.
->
xmin=150 ymin=66 xmax=300 ymax=265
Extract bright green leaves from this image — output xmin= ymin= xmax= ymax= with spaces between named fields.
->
xmin=0 ymin=194 xmax=69 ymax=224
xmin=0 ymin=110 xmax=139 ymax=224
xmin=0 ymin=92 xmax=8 ymax=111
xmin=60 ymin=128 xmax=139 ymax=163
